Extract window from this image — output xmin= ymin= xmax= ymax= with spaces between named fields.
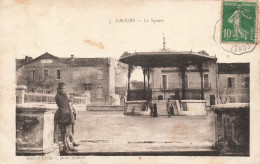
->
xmin=44 ymin=70 xmax=48 ymax=78
xmin=210 ymin=95 xmax=215 ymax=105
xmin=98 ymin=69 xmax=103 ymax=80
xmin=84 ymin=84 xmax=92 ymax=91
xmin=162 ymin=75 xmax=167 ymax=89
xmin=245 ymin=77 xmax=249 ymax=88
xmin=32 ymin=70 xmax=35 ymax=79
xmin=204 ymin=74 xmax=210 ymax=88
xmin=227 ymin=77 xmax=236 ymax=88
xmin=158 ymin=95 xmax=164 ymax=100
xmin=57 ymin=70 xmax=61 ymax=80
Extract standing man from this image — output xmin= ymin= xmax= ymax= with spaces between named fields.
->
xmin=153 ymin=103 xmax=158 ymax=117
xmin=175 ymin=88 xmax=180 ymax=100
xmin=55 ymin=82 xmax=78 ymax=152
xmin=170 ymin=102 xmax=174 ymax=116
xmin=166 ymin=98 xmax=171 ymax=117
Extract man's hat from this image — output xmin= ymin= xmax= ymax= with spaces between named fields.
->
xmin=57 ymin=82 xmax=66 ymax=90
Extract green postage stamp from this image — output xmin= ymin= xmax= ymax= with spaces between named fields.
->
xmin=222 ymin=1 xmax=258 ymax=43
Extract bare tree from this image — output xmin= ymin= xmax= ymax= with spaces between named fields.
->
xmin=218 ymin=85 xmax=231 ymax=104
xmin=115 ymin=61 xmax=128 ymax=87
xmin=38 ymin=75 xmax=55 ymax=93
xmin=19 ymin=69 xmax=54 ymax=93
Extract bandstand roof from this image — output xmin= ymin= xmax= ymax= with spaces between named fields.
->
xmin=119 ymin=51 xmax=216 ymax=68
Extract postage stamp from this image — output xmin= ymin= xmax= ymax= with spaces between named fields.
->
xmin=221 ymin=1 xmax=258 ymax=43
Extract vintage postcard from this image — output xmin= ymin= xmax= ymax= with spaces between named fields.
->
xmin=0 ymin=0 xmax=260 ymax=164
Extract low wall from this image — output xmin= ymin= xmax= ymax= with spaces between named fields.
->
xmin=124 ymin=101 xmax=150 ymax=116
xmin=86 ymin=105 xmax=124 ymax=111
xmin=124 ymin=100 xmax=206 ymax=116
xmin=212 ymin=103 xmax=249 ymax=156
xmin=179 ymin=100 xmax=207 ymax=115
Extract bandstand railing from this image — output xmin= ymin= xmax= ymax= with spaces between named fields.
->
xmin=128 ymin=89 xmax=152 ymax=101
xmin=127 ymin=88 xmax=206 ymax=101
xmin=154 ymin=82 xmax=211 ymax=90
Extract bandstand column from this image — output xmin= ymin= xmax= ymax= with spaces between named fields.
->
xmin=147 ymin=68 xmax=150 ymax=101
xmin=199 ymin=63 xmax=204 ymax=100
xmin=180 ymin=66 xmax=187 ymax=99
xmin=142 ymin=67 xmax=146 ymax=93
xmin=127 ymin=65 xmax=132 ymax=101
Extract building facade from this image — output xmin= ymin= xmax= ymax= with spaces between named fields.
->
xmin=150 ymin=62 xmax=250 ymax=106
xmin=151 ymin=60 xmax=218 ymax=106
xmin=16 ymin=52 xmax=117 ymax=105
xmin=218 ymin=63 xmax=249 ymax=104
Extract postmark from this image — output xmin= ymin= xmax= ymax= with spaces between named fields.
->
xmin=214 ymin=19 xmax=258 ymax=55
xmin=221 ymin=1 xmax=258 ymax=44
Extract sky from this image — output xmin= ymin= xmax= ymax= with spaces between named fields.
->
xmin=1 ymin=0 xmax=257 ymax=59
xmin=0 ymin=0 xmax=258 ymax=81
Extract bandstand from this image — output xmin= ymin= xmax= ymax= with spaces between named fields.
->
xmin=119 ymin=49 xmax=217 ymax=116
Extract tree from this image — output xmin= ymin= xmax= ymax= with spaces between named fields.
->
xmin=218 ymin=85 xmax=231 ymax=104
xmin=37 ymin=75 xmax=55 ymax=93
xmin=21 ymin=76 xmax=38 ymax=92
xmin=115 ymin=61 xmax=128 ymax=87
xmin=19 ymin=69 xmax=55 ymax=93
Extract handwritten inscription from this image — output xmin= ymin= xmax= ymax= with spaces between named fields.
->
xmin=109 ymin=18 xmax=164 ymax=24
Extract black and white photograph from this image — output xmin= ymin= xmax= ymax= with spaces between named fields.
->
xmin=0 ymin=0 xmax=259 ymax=163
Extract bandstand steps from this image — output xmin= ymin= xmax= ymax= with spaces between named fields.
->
xmin=157 ymin=103 xmax=168 ymax=115
xmin=153 ymin=101 xmax=178 ymax=116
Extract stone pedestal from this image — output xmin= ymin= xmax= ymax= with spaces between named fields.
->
xmin=212 ymin=103 xmax=249 ymax=156
xmin=16 ymin=85 xmax=27 ymax=104
xmin=16 ymin=103 xmax=58 ymax=155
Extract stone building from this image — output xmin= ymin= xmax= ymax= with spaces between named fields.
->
xmin=151 ymin=60 xmax=218 ymax=106
xmin=16 ymin=52 xmax=117 ymax=105
xmin=149 ymin=62 xmax=250 ymax=106
xmin=217 ymin=63 xmax=249 ymax=104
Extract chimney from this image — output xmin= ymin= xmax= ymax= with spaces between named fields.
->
xmin=71 ymin=54 xmax=74 ymax=61
xmin=24 ymin=56 xmax=33 ymax=63
xmin=25 ymin=56 xmax=28 ymax=62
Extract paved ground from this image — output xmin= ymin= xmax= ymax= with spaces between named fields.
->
xmin=67 ymin=110 xmax=216 ymax=155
